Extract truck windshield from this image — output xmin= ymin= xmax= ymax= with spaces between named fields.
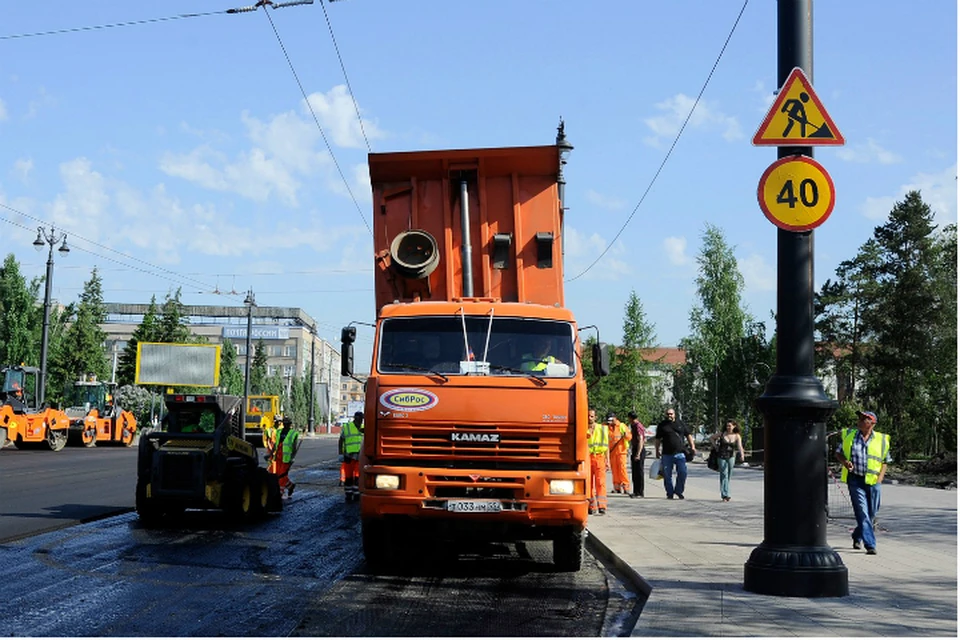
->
xmin=378 ymin=316 xmax=576 ymax=377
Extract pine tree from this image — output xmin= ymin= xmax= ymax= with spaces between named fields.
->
xmin=157 ymin=288 xmax=191 ymax=343
xmin=116 ymin=296 xmax=160 ymax=386
xmin=250 ymin=340 xmax=268 ymax=394
xmin=50 ymin=268 xmax=109 ymax=397
xmin=218 ymin=338 xmax=245 ymax=395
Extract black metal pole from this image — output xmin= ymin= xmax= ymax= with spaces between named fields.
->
xmin=242 ymin=290 xmax=254 ymax=436
xmin=38 ymin=242 xmax=54 ymax=407
xmin=308 ymin=324 xmax=316 ymax=433
xmin=743 ymin=0 xmax=847 ymax=597
xmin=714 ymin=364 xmax=719 ymax=432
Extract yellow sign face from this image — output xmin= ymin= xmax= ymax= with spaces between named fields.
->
xmin=753 ymin=67 xmax=844 ymax=146
xmin=758 ymin=156 xmax=835 ymax=231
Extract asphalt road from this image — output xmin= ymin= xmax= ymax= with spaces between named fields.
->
xmin=0 ymin=435 xmax=641 ymax=636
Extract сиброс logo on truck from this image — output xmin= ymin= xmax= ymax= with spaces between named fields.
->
xmin=380 ymin=388 xmax=439 ymax=412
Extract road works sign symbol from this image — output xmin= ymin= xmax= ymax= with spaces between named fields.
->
xmin=758 ymin=155 xmax=835 ymax=232
xmin=753 ymin=67 xmax=844 ymax=146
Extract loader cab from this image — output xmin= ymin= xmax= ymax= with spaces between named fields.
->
xmin=162 ymin=394 xmax=242 ymax=438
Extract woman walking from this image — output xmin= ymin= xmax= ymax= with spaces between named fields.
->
xmin=710 ymin=420 xmax=746 ymax=502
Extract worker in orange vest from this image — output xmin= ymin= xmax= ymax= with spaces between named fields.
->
xmin=607 ymin=412 xmax=632 ymax=494
xmin=587 ymin=409 xmax=609 ymax=515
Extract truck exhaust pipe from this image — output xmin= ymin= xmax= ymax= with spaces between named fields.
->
xmin=460 ymin=179 xmax=474 ymax=297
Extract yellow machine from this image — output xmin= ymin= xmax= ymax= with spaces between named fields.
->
xmin=245 ymin=395 xmax=280 ymax=446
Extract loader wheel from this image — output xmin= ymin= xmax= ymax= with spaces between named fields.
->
xmin=46 ymin=428 xmax=68 ymax=452
xmin=553 ymin=527 xmax=584 ymax=572
xmin=135 ymin=479 xmax=163 ymax=527
xmin=250 ymin=469 xmax=270 ymax=517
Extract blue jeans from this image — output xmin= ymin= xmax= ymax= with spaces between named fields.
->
xmin=848 ymin=474 xmax=879 ymax=549
xmin=661 ymin=452 xmax=688 ymax=497
xmin=718 ymin=455 xmax=735 ymax=498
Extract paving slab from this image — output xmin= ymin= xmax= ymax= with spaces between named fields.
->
xmin=587 ymin=461 xmax=957 ymax=637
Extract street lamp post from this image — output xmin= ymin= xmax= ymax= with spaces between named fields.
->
xmin=242 ymin=289 xmax=255 ymax=435
xmin=698 ymin=345 xmax=720 ymax=435
xmin=32 ymin=226 xmax=70 ymax=407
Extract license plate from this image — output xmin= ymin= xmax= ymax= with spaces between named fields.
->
xmin=446 ymin=500 xmax=502 ymax=513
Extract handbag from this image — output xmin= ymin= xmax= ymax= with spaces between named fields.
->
xmin=707 ymin=447 xmax=720 ymax=471
xmin=683 ymin=445 xmax=694 ymax=463
xmin=649 ymin=458 xmax=662 ymax=480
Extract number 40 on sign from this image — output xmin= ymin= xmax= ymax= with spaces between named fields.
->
xmin=757 ymin=155 xmax=835 ymax=232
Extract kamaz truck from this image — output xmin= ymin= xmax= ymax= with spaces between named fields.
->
xmin=342 ymin=130 xmax=608 ymax=571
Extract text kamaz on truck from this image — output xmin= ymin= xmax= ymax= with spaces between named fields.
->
xmin=341 ymin=131 xmax=608 ymax=571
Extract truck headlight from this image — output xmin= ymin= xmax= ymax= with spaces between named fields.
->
xmin=549 ymin=480 xmax=574 ymax=495
xmin=374 ymin=474 xmax=401 ymax=490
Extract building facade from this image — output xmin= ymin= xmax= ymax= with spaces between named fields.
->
xmin=101 ymin=303 xmax=342 ymax=427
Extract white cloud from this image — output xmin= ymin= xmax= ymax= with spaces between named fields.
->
xmin=663 ymin=235 xmax=692 ymax=266
xmin=13 ymin=158 xmax=32 ymax=183
xmin=738 ymin=253 xmax=776 ymax=292
xmin=160 ymin=87 xmax=384 ymax=206
xmin=644 ymin=94 xmax=742 ymax=146
xmin=861 ymin=164 xmax=957 ymax=226
xmin=836 ymin=138 xmax=902 ymax=164
xmin=564 ymin=226 xmax=630 ymax=280
xmin=585 ymin=189 xmax=626 ymax=211
xmin=304 ymin=85 xmax=386 ymax=150
xmin=49 ymin=158 xmax=110 ymax=232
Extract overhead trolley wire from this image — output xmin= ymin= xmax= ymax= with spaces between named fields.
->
xmin=319 ymin=0 xmax=372 ymax=153
xmin=566 ymin=0 xmax=750 ymax=283
xmin=251 ymin=4 xmax=373 ymax=235
xmin=0 ymin=11 xmax=226 ymax=41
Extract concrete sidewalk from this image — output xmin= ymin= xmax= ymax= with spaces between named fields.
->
xmin=586 ymin=461 xmax=958 ymax=637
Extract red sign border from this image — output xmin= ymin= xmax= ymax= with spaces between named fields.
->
xmin=752 ymin=67 xmax=845 ymax=147
xmin=757 ymin=155 xmax=836 ymax=232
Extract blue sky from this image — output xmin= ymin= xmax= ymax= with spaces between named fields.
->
xmin=0 ymin=0 xmax=956 ymax=371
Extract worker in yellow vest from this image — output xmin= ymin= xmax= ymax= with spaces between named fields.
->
xmin=834 ymin=410 xmax=890 ymax=555
xmin=341 ymin=411 xmax=365 ymax=503
xmin=268 ymin=416 xmax=301 ymax=498
xmin=587 ymin=409 xmax=609 ymax=515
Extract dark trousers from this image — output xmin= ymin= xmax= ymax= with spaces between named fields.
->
xmin=631 ymin=450 xmax=646 ymax=496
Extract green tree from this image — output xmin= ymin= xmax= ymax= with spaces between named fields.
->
xmin=157 ymin=288 xmax=191 ymax=343
xmin=250 ymin=339 xmax=268 ymax=394
xmin=0 ymin=254 xmax=40 ymax=365
xmin=608 ymin=291 xmax=662 ymax=422
xmin=686 ymin=224 xmax=752 ymax=434
xmin=49 ymin=268 xmax=109 ymax=401
xmin=218 ymin=338 xmax=245 ymax=395
xmin=116 ymin=296 xmax=160 ymax=386
xmin=859 ymin=191 xmax=954 ymax=458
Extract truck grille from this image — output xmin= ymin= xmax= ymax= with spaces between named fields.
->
xmin=379 ymin=423 xmax=573 ymax=461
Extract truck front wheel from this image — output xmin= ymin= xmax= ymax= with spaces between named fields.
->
xmin=362 ymin=519 xmax=396 ymax=571
xmin=553 ymin=527 xmax=584 ymax=572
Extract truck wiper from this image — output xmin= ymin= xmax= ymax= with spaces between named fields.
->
xmin=382 ymin=363 xmax=449 ymax=382
xmin=489 ymin=364 xmax=547 ymax=386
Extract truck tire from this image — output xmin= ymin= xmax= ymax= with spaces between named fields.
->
xmin=46 ymin=427 xmax=68 ymax=452
xmin=135 ymin=479 xmax=163 ymax=527
xmin=553 ymin=528 xmax=584 ymax=572
xmin=361 ymin=519 xmax=396 ymax=571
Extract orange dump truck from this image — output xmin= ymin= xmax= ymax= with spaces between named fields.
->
xmin=341 ymin=135 xmax=608 ymax=571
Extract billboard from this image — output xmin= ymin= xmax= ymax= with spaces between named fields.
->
xmin=135 ymin=342 xmax=221 ymax=387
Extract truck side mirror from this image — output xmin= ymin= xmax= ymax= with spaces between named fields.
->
xmin=341 ymin=326 xmax=355 ymax=377
xmin=592 ymin=342 xmax=610 ymax=377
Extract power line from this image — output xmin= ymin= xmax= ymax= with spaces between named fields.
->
xmin=566 ymin=0 xmax=750 ymax=283
xmin=0 ymin=11 xmax=225 ymax=41
xmin=319 ymin=0 xmax=372 ymax=153
xmin=254 ymin=5 xmax=373 ymax=235
xmin=0 ymin=202 xmax=231 ymax=299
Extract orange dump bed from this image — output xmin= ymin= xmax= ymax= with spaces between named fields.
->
xmin=369 ymin=145 xmax=564 ymax=311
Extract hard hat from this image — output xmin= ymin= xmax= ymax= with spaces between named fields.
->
xmin=282 ymin=416 xmax=292 ymax=426
xmin=354 ymin=411 xmax=364 ymax=419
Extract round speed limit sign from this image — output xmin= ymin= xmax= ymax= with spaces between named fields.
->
xmin=757 ymin=155 xmax=835 ymax=231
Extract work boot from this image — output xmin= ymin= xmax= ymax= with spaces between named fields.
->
xmin=287 ymin=483 xmax=296 ymax=497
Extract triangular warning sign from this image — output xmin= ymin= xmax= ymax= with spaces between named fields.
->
xmin=753 ymin=67 xmax=844 ymax=146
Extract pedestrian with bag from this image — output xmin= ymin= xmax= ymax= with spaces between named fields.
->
xmin=607 ymin=412 xmax=631 ymax=494
xmin=654 ymin=407 xmax=695 ymax=500
xmin=709 ymin=419 xmax=746 ymax=501
xmin=341 ymin=411 xmax=365 ymax=503
xmin=587 ymin=409 xmax=609 ymax=515
xmin=834 ymin=410 xmax=890 ymax=555
xmin=627 ymin=411 xmax=646 ymax=497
